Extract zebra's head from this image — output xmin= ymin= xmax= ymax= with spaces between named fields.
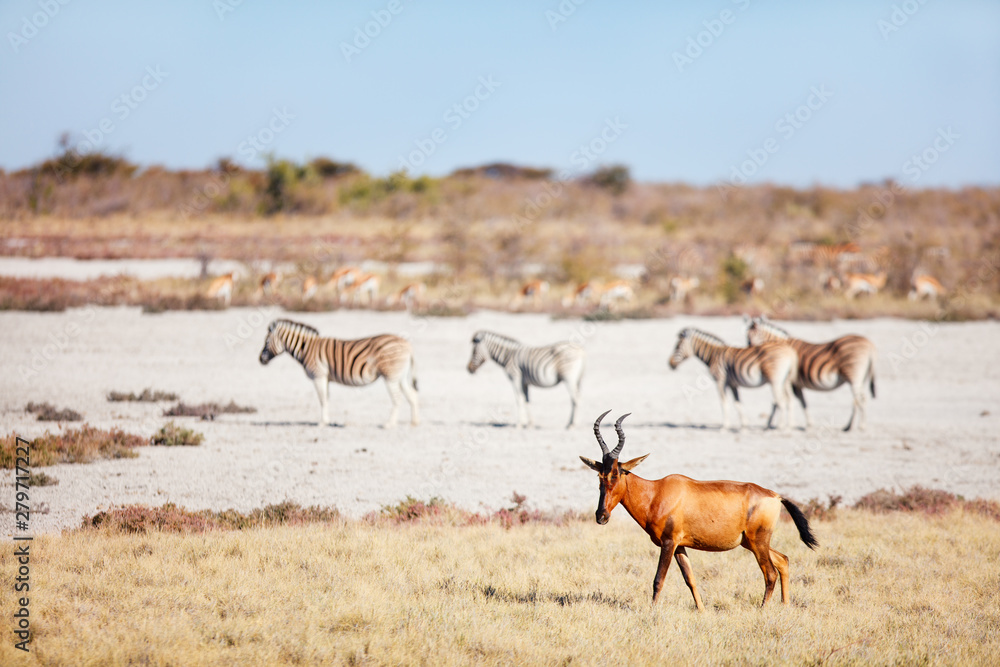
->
xmin=746 ymin=316 xmax=789 ymax=347
xmin=467 ymin=331 xmax=488 ymax=374
xmin=669 ymin=328 xmax=694 ymax=369
xmin=259 ymin=321 xmax=283 ymax=364
xmin=580 ymin=410 xmax=647 ymax=525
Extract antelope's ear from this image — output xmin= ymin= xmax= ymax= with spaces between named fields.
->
xmin=619 ymin=454 xmax=649 ymax=472
xmin=579 ymin=456 xmax=602 ymax=472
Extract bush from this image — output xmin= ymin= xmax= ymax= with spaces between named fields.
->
xmin=108 ymin=388 xmax=179 ymax=402
xmin=82 ymin=501 xmax=342 ymax=534
xmin=26 ymin=401 xmax=83 ymax=422
xmin=151 ymin=422 xmax=204 ymax=447
xmin=1 ymin=425 xmax=146 ymax=468
xmin=585 ymin=165 xmax=631 ymax=195
xmin=163 ymin=401 xmax=256 ymax=419
xmin=309 ymin=157 xmax=361 ymax=179
xmin=28 ymin=471 xmax=59 ymax=486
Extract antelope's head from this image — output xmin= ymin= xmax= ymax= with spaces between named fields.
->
xmin=258 ymin=321 xmax=283 ymax=364
xmin=580 ymin=410 xmax=648 ymax=525
xmin=467 ymin=332 xmax=487 ymax=374
xmin=668 ymin=329 xmax=693 ymax=369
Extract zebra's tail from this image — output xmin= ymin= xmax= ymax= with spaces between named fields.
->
xmin=868 ymin=351 xmax=876 ymax=399
xmin=410 ymin=354 xmax=418 ymax=392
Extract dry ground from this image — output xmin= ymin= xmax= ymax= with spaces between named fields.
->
xmin=1 ymin=308 xmax=998 ymax=536
xmin=0 ymin=511 xmax=998 ymax=665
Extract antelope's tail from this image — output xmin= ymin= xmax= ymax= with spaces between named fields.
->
xmin=781 ymin=498 xmax=819 ymax=550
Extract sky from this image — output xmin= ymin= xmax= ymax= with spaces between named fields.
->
xmin=1 ymin=0 xmax=998 ymax=188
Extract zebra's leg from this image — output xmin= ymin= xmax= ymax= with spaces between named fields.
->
xmin=400 ymin=373 xmax=420 ymax=426
xmin=846 ymin=381 xmax=867 ymax=432
xmin=509 ymin=374 xmax=526 ymax=427
xmin=312 ymin=375 xmax=330 ymax=426
xmin=730 ymin=385 xmax=746 ymax=431
xmin=564 ymin=375 xmax=581 ymax=429
xmin=521 ymin=378 xmax=534 ymax=428
xmin=383 ymin=378 xmax=402 ymax=429
xmin=793 ymin=385 xmax=811 ymax=428
xmin=717 ymin=380 xmax=730 ymax=430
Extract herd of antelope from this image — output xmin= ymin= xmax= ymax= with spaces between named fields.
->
xmin=206 ymin=240 xmax=947 ymax=312
xmin=257 ymin=313 xmax=848 ymax=606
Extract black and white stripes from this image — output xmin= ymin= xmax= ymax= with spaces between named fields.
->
xmin=259 ymin=319 xmax=419 ymax=427
xmin=467 ymin=330 xmax=585 ymax=428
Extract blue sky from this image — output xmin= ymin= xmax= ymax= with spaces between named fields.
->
xmin=1 ymin=0 xmax=998 ymax=187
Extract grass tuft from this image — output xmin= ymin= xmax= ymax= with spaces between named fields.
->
xmin=163 ymin=401 xmax=256 ymax=420
xmin=25 ymin=401 xmax=83 ymax=421
xmin=150 ymin=422 xmax=204 ymax=447
xmin=107 ymin=388 xmax=179 ymax=402
xmin=1 ymin=425 xmax=146 ymax=468
xmin=28 ymin=471 xmax=59 ymax=486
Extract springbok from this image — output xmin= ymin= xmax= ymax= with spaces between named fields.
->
xmin=844 ymin=272 xmax=887 ymax=299
xmin=206 ymin=272 xmax=236 ymax=307
xmin=598 ymin=280 xmax=634 ymax=310
xmin=580 ymin=411 xmax=818 ymax=608
xmin=301 ymin=276 xmax=319 ymax=301
xmin=513 ymin=279 xmax=550 ymax=308
xmin=669 ymin=276 xmax=700 ymax=303
xmin=341 ymin=273 xmax=380 ymax=306
xmin=909 ymin=274 xmax=945 ymax=301
xmin=257 ymin=271 xmax=281 ymax=297
xmin=390 ymin=282 xmax=427 ymax=311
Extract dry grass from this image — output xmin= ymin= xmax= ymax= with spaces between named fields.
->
xmin=0 ymin=425 xmax=146 ymax=468
xmin=150 ymin=421 xmax=205 ymax=447
xmin=24 ymin=401 xmax=82 ymax=422
xmin=107 ymin=388 xmax=179 ymax=402
xmin=163 ymin=401 xmax=256 ymax=420
xmin=0 ymin=508 xmax=996 ymax=665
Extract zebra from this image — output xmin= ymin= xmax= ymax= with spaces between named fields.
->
xmin=746 ymin=317 xmax=876 ymax=431
xmin=466 ymin=330 xmax=585 ymax=429
xmin=669 ymin=328 xmax=797 ymax=431
xmin=259 ymin=319 xmax=419 ymax=428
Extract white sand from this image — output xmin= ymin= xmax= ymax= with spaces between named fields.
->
xmin=2 ymin=307 xmax=998 ymax=535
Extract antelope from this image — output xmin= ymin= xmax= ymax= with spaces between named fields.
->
xmin=340 ymin=273 xmax=380 ymax=306
xmin=302 ymin=276 xmax=319 ymax=301
xmin=390 ymin=282 xmax=427 ymax=311
xmin=562 ymin=281 xmax=599 ymax=307
xmin=669 ymin=276 xmax=700 ymax=303
xmin=580 ymin=411 xmax=818 ymax=609
xmin=206 ymin=272 xmax=236 ymax=307
xmin=740 ymin=276 xmax=764 ymax=298
xmin=513 ymin=279 xmax=550 ymax=308
xmin=328 ymin=266 xmax=362 ymax=298
xmin=909 ymin=274 xmax=945 ymax=301
xmin=257 ymin=271 xmax=281 ymax=297
xmin=598 ymin=280 xmax=635 ymax=310
xmin=844 ymin=271 xmax=887 ymax=299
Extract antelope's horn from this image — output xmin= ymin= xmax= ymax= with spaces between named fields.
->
xmin=593 ymin=409 xmax=612 ymax=455
xmin=610 ymin=413 xmax=631 ymax=459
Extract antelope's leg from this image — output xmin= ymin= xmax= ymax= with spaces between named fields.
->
xmin=312 ymin=375 xmax=330 ymax=426
xmin=652 ymin=540 xmax=677 ymax=603
xmin=674 ymin=547 xmax=704 ymax=611
xmin=745 ymin=533 xmax=780 ymax=607
xmin=770 ymin=548 xmax=790 ymax=605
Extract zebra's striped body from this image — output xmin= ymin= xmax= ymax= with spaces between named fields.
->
xmin=259 ymin=319 xmax=419 ymax=427
xmin=467 ymin=330 xmax=585 ymax=428
xmin=669 ymin=328 xmax=797 ymax=431
xmin=746 ymin=317 xmax=876 ymax=431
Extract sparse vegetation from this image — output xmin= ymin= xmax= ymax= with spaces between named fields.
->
xmin=1 ymin=504 xmax=997 ymax=665
xmin=1 ymin=425 xmax=146 ymax=468
xmin=25 ymin=401 xmax=82 ymax=422
xmin=853 ymin=485 xmax=1000 ymax=520
xmin=150 ymin=421 xmax=204 ymax=447
xmin=163 ymin=401 xmax=256 ymax=419
xmin=107 ymin=388 xmax=179 ymax=402
xmin=28 ymin=471 xmax=59 ymax=486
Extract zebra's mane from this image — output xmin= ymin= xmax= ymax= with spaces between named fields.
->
xmin=270 ymin=319 xmax=319 ymax=337
xmin=681 ymin=327 xmax=727 ymax=347
xmin=752 ymin=318 xmax=791 ymax=339
xmin=473 ymin=330 xmax=521 ymax=347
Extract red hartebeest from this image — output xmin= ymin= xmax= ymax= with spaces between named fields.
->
xmin=580 ymin=411 xmax=818 ymax=609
